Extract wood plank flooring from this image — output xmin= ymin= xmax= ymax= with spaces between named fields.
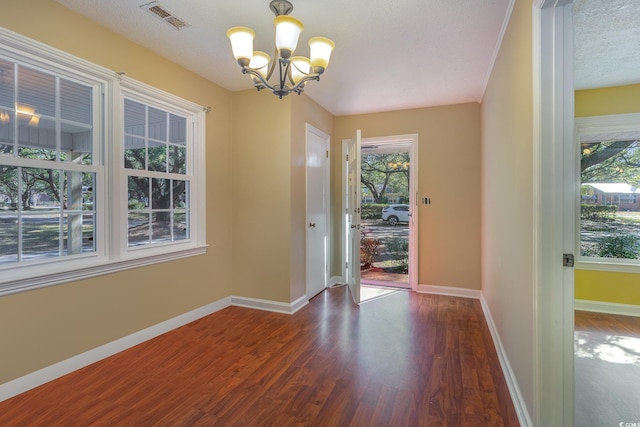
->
xmin=575 ymin=310 xmax=640 ymax=426
xmin=0 ymin=287 xmax=519 ymax=426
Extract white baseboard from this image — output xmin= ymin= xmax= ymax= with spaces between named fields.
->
xmin=575 ymin=299 xmax=640 ymax=317
xmin=0 ymin=296 xmax=232 ymax=403
xmin=416 ymin=284 xmax=482 ymax=299
xmin=231 ymin=294 xmax=308 ymax=315
xmin=329 ymin=276 xmax=345 ymax=287
xmin=479 ymin=295 xmax=533 ymax=427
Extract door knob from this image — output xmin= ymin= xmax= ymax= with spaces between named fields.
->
xmin=309 ymin=223 xmax=316 ymax=228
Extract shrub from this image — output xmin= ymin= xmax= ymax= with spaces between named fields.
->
xmin=360 ymin=236 xmax=381 ymax=268
xmin=580 ymin=204 xmax=617 ymax=220
xmin=128 ymin=199 xmax=146 ymax=210
xmin=588 ymin=234 xmax=640 ymax=259
xmin=387 ymin=238 xmax=409 ymax=272
xmin=361 ymin=203 xmax=386 ymax=220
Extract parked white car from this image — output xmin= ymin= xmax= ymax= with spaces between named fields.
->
xmin=381 ymin=204 xmax=410 ymax=225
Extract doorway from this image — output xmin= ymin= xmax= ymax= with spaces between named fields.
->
xmin=360 ymin=135 xmax=418 ymax=290
xmin=342 ymin=133 xmax=418 ymax=304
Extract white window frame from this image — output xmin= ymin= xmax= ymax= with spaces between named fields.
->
xmin=0 ymin=28 xmax=207 ymax=296
xmin=576 ymin=112 xmax=640 ymax=273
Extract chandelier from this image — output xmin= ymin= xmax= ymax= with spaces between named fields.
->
xmin=226 ymin=0 xmax=335 ymax=98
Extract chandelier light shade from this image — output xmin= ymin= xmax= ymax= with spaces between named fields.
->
xmin=226 ymin=0 xmax=335 ymax=98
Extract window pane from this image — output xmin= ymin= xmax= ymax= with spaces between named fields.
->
xmin=169 ymin=113 xmax=186 ymax=144
xmin=173 ymin=180 xmax=187 ymax=208
xmin=82 ymin=213 xmax=95 ymax=252
xmin=18 ymin=116 xmax=57 ymax=160
xmin=22 ymin=213 xmax=60 ymax=259
xmin=124 ymin=99 xmax=145 ymax=136
xmin=174 ymin=210 xmax=188 ymax=240
xmin=580 ymin=139 xmax=640 ymax=259
xmin=0 ymin=165 xmax=17 ymax=208
xmin=148 ymin=141 xmax=166 ymax=172
xmin=152 ymin=178 xmax=170 ymax=209
xmin=128 ymin=176 xmax=149 ymax=209
xmin=0 ymin=213 xmax=18 ymax=264
xmin=169 ymin=144 xmax=186 ymax=174
xmin=148 ymin=107 xmax=166 ymax=141
xmin=22 ymin=167 xmax=61 ymax=210
xmin=124 ymin=136 xmax=146 ymax=170
xmin=151 ymin=212 xmax=171 ymax=242
xmin=0 ymin=59 xmax=14 ymax=156
xmin=60 ymin=78 xmax=92 ymax=125
xmin=0 ymin=59 xmax=14 ymax=110
xmin=18 ymin=66 xmax=55 ymax=118
xmin=128 ymin=212 xmax=150 ymax=245
xmin=0 ymin=111 xmax=14 ymax=156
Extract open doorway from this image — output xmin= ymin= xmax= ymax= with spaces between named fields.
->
xmin=359 ymin=135 xmax=418 ymax=290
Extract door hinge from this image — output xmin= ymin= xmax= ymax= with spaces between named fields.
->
xmin=345 ymin=261 xmax=348 ymax=269
xmin=326 ymin=150 xmax=329 ymax=158
xmin=346 ymin=154 xmax=349 ymax=161
xmin=562 ymin=253 xmax=574 ymax=267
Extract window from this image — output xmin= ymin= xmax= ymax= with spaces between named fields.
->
xmin=577 ymin=114 xmax=640 ymax=267
xmin=0 ymin=29 xmax=206 ymax=295
xmin=123 ymin=97 xmax=191 ymax=247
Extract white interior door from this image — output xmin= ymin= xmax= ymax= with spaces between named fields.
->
xmin=345 ymin=130 xmax=362 ymax=304
xmin=305 ymin=125 xmax=330 ymax=299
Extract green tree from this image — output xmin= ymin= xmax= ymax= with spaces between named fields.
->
xmin=360 ymin=152 xmax=410 ymax=203
xmin=581 ymin=140 xmax=640 ymax=185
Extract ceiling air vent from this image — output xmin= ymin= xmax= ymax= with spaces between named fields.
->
xmin=140 ymin=1 xmax=191 ymax=30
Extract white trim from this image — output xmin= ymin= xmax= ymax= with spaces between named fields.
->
xmin=305 ymin=124 xmax=331 ymax=300
xmin=533 ymin=2 xmax=575 ymax=425
xmin=360 ymin=134 xmax=419 ymax=291
xmin=575 ymin=299 xmax=640 ymax=317
xmin=576 ymin=261 xmax=640 ymax=274
xmin=231 ymin=295 xmax=308 ymax=315
xmin=0 ymin=296 xmax=231 ymax=403
xmin=329 ymin=275 xmax=345 ymax=287
xmin=416 ymin=284 xmax=481 ymax=299
xmin=480 ymin=0 xmax=516 ymax=102
xmin=480 ymin=295 xmax=533 ymax=427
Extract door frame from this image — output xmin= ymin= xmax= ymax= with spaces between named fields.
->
xmin=305 ymin=124 xmax=330 ymax=300
xmin=360 ymin=134 xmax=419 ymax=291
xmin=533 ymin=1 xmax=575 ymax=425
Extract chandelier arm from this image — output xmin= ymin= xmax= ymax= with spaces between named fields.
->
xmin=265 ymin=48 xmax=279 ymax=82
xmin=288 ymin=74 xmax=320 ymax=93
xmin=278 ymin=58 xmax=290 ymax=92
xmin=242 ymin=67 xmax=277 ymax=92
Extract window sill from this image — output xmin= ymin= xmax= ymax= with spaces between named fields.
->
xmin=575 ymin=259 xmax=640 ymax=274
xmin=0 ymin=244 xmax=208 ymax=297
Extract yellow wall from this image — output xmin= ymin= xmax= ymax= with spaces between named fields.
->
xmin=575 ymin=84 xmax=640 ymax=118
xmin=0 ymin=0 xmax=234 ymax=384
xmin=575 ymin=83 xmax=640 ymax=306
xmin=334 ymin=103 xmax=482 ymax=290
xmin=232 ymin=90 xmax=292 ymax=302
xmin=480 ymin=0 xmax=534 ymax=416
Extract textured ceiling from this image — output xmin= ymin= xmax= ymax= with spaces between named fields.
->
xmin=51 ymin=0 xmax=635 ymax=115
xmin=574 ymin=0 xmax=640 ymax=90
xmin=54 ymin=0 xmax=511 ymax=116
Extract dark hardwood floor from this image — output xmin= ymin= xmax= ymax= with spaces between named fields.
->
xmin=0 ymin=286 xmax=519 ymax=426
xmin=575 ymin=310 xmax=640 ymax=426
